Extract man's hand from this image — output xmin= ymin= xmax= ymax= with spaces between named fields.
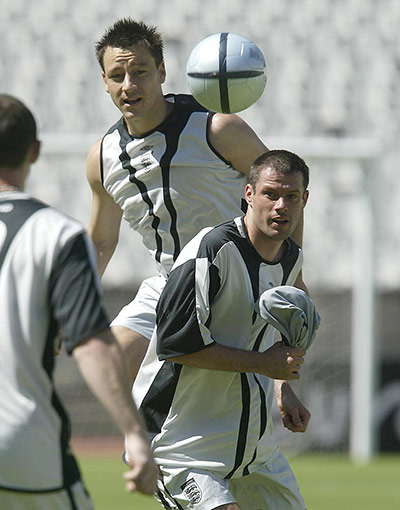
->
xmin=275 ymin=381 xmax=311 ymax=433
xmin=261 ymin=341 xmax=306 ymax=380
xmin=124 ymin=432 xmax=159 ymax=495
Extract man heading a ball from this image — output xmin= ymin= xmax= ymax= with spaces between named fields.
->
xmin=87 ymin=18 xmax=307 ymax=385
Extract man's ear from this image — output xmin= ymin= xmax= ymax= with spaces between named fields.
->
xmin=244 ymin=183 xmax=254 ymax=206
xmin=302 ymin=189 xmax=309 ymax=208
xmin=28 ymin=140 xmax=41 ymax=164
xmin=159 ymin=62 xmax=166 ymax=84
xmin=102 ymin=72 xmax=109 ymax=93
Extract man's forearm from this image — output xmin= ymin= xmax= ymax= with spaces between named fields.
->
xmin=169 ymin=341 xmax=305 ymax=381
xmin=170 ymin=342 xmax=263 ymax=372
xmin=73 ymin=329 xmax=146 ymax=435
xmin=92 ymin=239 xmax=117 ymax=276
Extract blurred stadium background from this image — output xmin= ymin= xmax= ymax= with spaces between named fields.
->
xmin=2 ymin=0 xmax=400 ymax=459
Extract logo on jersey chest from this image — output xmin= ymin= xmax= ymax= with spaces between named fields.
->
xmin=129 ymin=150 xmax=160 ymax=178
xmin=181 ymin=478 xmax=202 ymax=503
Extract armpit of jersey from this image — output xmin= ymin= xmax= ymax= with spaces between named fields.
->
xmin=156 ymin=258 xmax=219 ymax=360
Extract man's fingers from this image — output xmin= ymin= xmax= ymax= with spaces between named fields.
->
xmin=282 ymin=413 xmax=306 ymax=433
xmin=123 ymin=465 xmax=159 ymax=495
xmin=125 ymin=479 xmax=137 ymax=493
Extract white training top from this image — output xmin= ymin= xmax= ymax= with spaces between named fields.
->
xmin=0 ymin=191 xmax=109 ymax=492
xmin=101 ymin=94 xmax=247 ymax=277
xmin=132 ymin=217 xmax=303 ymax=479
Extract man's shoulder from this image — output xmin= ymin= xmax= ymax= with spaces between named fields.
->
xmin=165 ymin=93 xmax=208 ymax=113
xmin=9 ymin=195 xmax=85 ymax=238
xmin=0 ymin=194 xmax=48 ymax=215
xmin=194 ymin=219 xmax=240 ymax=258
xmin=0 ymin=195 xmax=86 ymax=263
xmin=103 ymin=116 xmax=126 ymax=138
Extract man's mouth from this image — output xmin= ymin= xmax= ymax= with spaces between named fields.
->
xmin=271 ymin=217 xmax=288 ymax=225
xmin=123 ymin=98 xmax=142 ymax=107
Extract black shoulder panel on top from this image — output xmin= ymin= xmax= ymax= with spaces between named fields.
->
xmin=195 ymin=220 xmax=238 ymax=262
xmin=104 ymin=116 xmax=125 ymax=137
xmin=0 ymin=198 xmax=48 ymax=270
xmin=165 ymin=93 xmax=208 ymax=113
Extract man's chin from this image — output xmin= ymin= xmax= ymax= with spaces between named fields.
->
xmin=268 ymin=227 xmax=291 ymax=240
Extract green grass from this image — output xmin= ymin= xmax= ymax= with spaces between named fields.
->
xmin=78 ymin=453 xmax=400 ymax=510
xmin=291 ymin=453 xmax=400 ymax=509
xmin=79 ymin=453 xmax=162 ymax=510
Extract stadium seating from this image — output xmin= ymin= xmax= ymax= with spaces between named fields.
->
xmin=2 ymin=0 xmax=400 ymax=451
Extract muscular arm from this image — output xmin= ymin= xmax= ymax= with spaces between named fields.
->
xmin=73 ymin=329 xmax=158 ymax=494
xmin=169 ymin=341 xmax=306 ymax=381
xmin=86 ymin=139 xmax=123 ymax=276
xmin=209 ymin=113 xmax=268 ymax=175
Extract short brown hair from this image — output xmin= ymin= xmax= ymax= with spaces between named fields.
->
xmin=95 ymin=17 xmax=164 ymax=70
xmin=248 ymin=150 xmax=309 ymax=191
xmin=0 ymin=95 xmax=37 ymax=169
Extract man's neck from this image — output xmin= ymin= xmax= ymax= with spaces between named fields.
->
xmin=243 ymin=216 xmax=287 ymax=263
xmin=125 ymin=98 xmax=173 ymax=137
xmin=0 ymin=170 xmax=25 ymax=192
xmin=254 ymin=238 xmax=287 ymax=264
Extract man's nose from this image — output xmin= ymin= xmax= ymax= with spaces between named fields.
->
xmin=122 ymin=74 xmax=136 ymax=91
xmin=275 ymin=196 xmax=288 ymax=210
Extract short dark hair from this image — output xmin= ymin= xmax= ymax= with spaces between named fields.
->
xmin=95 ymin=17 xmax=164 ymax=70
xmin=248 ymin=150 xmax=309 ymax=191
xmin=0 ymin=94 xmax=37 ymax=169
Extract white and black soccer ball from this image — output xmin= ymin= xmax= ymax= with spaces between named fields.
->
xmin=186 ymin=32 xmax=267 ymax=114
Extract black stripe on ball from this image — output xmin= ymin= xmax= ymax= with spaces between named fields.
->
xmin=187 ymin=70 xmax=264 ymax=79
xmin=218 ymin=32 xmax=230 ymax=113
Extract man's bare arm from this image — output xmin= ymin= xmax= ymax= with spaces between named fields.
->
xmin=209 ymin=113 xmax=268 ymax=175
xmin=169 ymin=341 xmax=306 ymax=381
xmin=86 ymin=139 xmax=123 ymax=276
xmin=73 ymin=329 xmax=159 ymax=494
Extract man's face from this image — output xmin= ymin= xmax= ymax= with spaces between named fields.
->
xmin=102 ymin=44 xmax=166 ymax=122
xmin=245 ymin=167 xmax=309 ymax=242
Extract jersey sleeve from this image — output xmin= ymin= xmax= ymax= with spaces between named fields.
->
xmin=156 ymin=256 xmax=220 ymax=360
xmin=49 ymin=232 xmax=110 ymax=354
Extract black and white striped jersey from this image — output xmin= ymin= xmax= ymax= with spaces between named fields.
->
xmin=101 ymin=94 xmax=246 ymax=277
xmin=132 ymin=216 xmax=303 ymax=479
xmin=0 ymin=191 xmax=109 ymax=492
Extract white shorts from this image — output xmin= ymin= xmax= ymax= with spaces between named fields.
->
xmin=0 ymin=480 xmax=94 ymax=510
xmin=156 ymin=451 xmax=306 ymax=510
xmin=111 ymin=275 xmax=167 ymax=340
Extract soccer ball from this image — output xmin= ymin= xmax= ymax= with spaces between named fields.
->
xmin=186 ymin=32 xmax=267 ymax=114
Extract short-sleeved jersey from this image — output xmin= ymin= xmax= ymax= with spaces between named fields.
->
xmin=101 ymin=94 xmax=246 ymax=277
xmin=0 ymin=191 xmax=109 ymax=492
xmin=132 ymin=217 xmax=302 ymax=478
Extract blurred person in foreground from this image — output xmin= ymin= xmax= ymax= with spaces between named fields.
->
xmin=132 ymin=150 xmax=320 ymax=509
xmin=87 ymin=18 xmax=308 ymax=383
xmin=0 ymin=94 xmax=158 ymax=510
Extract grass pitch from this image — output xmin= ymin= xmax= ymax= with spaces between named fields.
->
xmin=78 ymin=453 xmax=400 ymax=510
